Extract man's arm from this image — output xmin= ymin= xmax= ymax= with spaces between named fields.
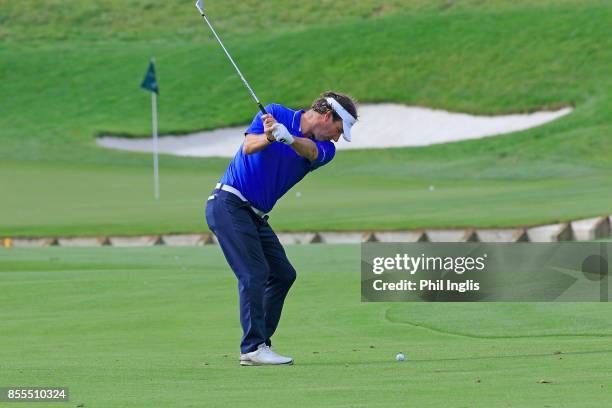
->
xmin=242 ymin=134 xmax=274 ymax=155
xmin=287 ymin=137 xmax=318 ymax=162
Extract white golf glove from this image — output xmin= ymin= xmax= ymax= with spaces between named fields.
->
xmin=272 ymin=123 xmax=294 ymax=145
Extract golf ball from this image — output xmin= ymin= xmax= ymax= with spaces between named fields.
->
xmin=296 ymin=191 xmax=302 ymax=198
xmin=395 ymin=353 xmax=406 ymax=361
xmin=429 ymin=185 xmax=435 ymax=192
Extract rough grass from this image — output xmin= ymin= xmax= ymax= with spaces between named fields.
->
xmin=0 ymin=0 xmax=595 ymax=43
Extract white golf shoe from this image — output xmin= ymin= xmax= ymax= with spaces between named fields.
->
xmin=240 ymin=343 xmax=293 ymax=366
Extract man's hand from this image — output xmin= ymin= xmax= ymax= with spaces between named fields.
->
xmin=272 ymin=123 xmax=294 ymax=145
xmin=262 ymin=114 xmax=277 ymax=142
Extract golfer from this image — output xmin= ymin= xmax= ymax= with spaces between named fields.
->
xmin=205 ymin=91 xmax=358 ymax=366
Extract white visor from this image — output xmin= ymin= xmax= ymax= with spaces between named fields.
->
xmin=326 ymin=97 xmax=356 ymax=142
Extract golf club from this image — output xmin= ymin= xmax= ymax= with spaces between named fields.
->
xmin=195 ymin=0 xmax=267 ymax=115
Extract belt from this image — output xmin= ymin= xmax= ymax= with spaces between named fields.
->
xmin=212 ymin=183 xmax=267 ymax=218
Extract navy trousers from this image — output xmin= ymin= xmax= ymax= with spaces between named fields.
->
xmin=205 ymin=189 xmax=296 ymax=354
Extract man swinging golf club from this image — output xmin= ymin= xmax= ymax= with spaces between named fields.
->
xmin=205 ymin=92 xmax=358 ymax=365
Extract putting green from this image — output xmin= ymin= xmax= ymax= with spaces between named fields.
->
xmin=1 ymin=245 xmax=611 ymax=407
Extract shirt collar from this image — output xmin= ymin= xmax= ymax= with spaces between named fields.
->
xmin=291 ymin=109 xmax=305 ymax=136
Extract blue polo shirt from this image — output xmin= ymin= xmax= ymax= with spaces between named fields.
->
xmin=219 ymin=104 xmax=336 ymax=213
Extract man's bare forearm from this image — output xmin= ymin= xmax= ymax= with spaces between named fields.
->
xmin=289 ymin=137 xmax=318 ymax=162
xmin=243 ymin=134 xmax=273 ymax=154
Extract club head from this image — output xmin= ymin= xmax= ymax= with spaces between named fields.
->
xmin=195 ymin=0 xmax=205 ymax=15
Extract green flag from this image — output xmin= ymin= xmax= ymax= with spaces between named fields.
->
xmin=140 ymin=60 xmax=159 ymax=94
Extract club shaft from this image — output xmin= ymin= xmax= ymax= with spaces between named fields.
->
xmin=201 ymin=14 xmax=267 ymax=115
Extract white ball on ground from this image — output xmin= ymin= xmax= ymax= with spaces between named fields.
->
xmin=395 ymin=353 xmax=406 ymax=361
xmin=296 ymin=191 xmax=302 ymax=198
xmin=428 ymin=185 xmax=435 ymax=192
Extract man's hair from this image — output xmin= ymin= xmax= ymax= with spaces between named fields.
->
xmin=311 ymin=91 xmax=358 ymax=122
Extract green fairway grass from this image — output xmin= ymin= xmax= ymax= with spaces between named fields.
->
xmin=1 ymin=0 xmax=611 ymax=236
xmin=1 ymin=245 xmax=611 ymax=407
xmin=2 ymin=158 xmax=611 ymax=236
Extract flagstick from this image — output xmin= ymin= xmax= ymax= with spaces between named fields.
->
xmin=152 ymin=91 xmax=160 ymax=201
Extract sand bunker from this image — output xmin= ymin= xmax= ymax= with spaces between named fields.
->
xmin=97 ymin=104 xmax=572 ymax=158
